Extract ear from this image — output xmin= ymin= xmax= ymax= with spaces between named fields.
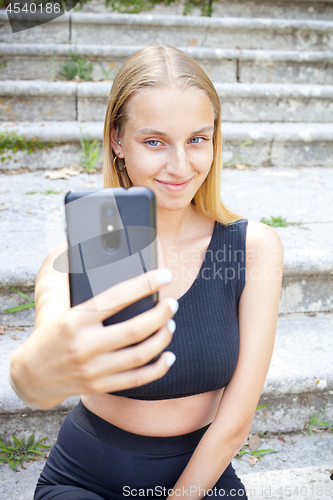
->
xmin=110 ymin=126 xmax=124 ymax=158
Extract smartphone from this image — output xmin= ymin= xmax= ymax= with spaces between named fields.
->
xmin=64 ymin=187 xmax=160 ymax=363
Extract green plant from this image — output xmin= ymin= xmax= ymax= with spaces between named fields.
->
xmin=58 ymin=52 xmax=93 ymax=81
xmin=0 ymin=434 xmax=50 ymax=471
xmin=260 ymin=216 xmax=304 ymax=228
xmin=42 ymin=190 xmax=62 ymax=194
xmin=0 ymin=132 xmax=54 ymax=163
xmin=235 ymin=405 xmax=277 ymax=461
xmin=236 ymin=448 xmax=277 ymax=460
xmin=260 ymin=216 xmax=288 ymax=227
xmin=97 ymin=61 xmax=119 ymax=81
xmin=223 ymin=141 xmax=253 ymax=166
xmin=307 ymin=409 xmax=330 ymax=436
xmin=103 ymin=0 xmax=214 ymax=16
xmin=2 ymin=285 xmax=35 ymax=314
xmin=256 ymin=404 xmax=271 ymax=410
xmin=80 ymin=137 xmax=101 ymax=173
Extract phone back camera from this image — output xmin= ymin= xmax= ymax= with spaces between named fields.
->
xmin=100 ymin=204 xmax=120 ymax=252
xmin=103 ymin=206 xmax=115 ymax=218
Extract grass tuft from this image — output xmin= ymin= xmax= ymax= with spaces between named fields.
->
xmin=0 ymin=434 xmax=51 ymax=471
xmin=58 ymin=52 xmax=93 ymax=81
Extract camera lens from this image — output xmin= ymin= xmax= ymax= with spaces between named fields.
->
xmin=103 ymin=205 xmax=115 ymax=218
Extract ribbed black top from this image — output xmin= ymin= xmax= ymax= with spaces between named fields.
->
xmin=110 ymin=218 xmax=248 ymax=400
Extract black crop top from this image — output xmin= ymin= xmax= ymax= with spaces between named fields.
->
xmin=110 ymin=218 xmax=248 ymax=400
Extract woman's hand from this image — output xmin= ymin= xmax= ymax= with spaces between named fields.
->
xmin=9 ymin=266 xmax=177 ymax=410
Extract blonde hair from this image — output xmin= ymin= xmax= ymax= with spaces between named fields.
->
xmin=103 ymin=44 xmax=245 ymax=226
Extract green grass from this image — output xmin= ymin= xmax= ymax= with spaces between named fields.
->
xmin=307 ymin=409 xmax=331 ymax=436
xmin=2 ymin=285 xmax=35 ymax=314
xmin=261 ymin=215 xmax=306 ymax=228
xmin=101 ymin=0 xmax=214 ymax=16
xmin=80 ymin=137 xmax=101 ymax=173
xmin=58 ymin=52 xmax=93 ymax=81
xmin=0 ymin=132 xmax=54 ymax=163
xmin=256 ymin=404 xmax=271 ymax=410
xmin=236 ymin=448 xmax=277 ymax=460
xmin=25 ymin=190 xmax=62 ymax=195
xmin=0 ymin=434 xmax=50 ymax=471
xmin=223 ymin=141 xmax=253 ymax=167
xmin=235 ymin=405 xmax=277 ymax=462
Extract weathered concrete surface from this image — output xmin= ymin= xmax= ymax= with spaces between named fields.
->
xmin=77 ymin=0 xmax=333 ymax=21
xmin=0 ymin=11 xmax=70 ymax=44
xmin=1 ymin=121 xmax=333 ymax=169
xmin=0 ymin=44 xmax=238 ymax=83
xmin=1 ymin=43 xmax=333 ymax=84
xmin=2 ymin=11 xmax=333 ymax=50
xmin=2 ymin=81 xmax=333 ymax=122
xmin=239 ymin=49 xmax=333 ymax=84
xmin=69 ymin=14 xmax=333 ymax=51
xmin=78 ymin=82 xmax=333 ymax=123
xmin=0 ymin=81 xmax=77 ymax=122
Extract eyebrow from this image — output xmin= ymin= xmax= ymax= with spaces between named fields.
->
xmin=137 ymin=125 xmax=214 ymax=137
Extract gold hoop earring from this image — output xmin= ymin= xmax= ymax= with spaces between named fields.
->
xmin=113 ymin=154 xmax=126 ymax=173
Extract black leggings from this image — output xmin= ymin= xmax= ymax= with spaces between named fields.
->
xmin=34 ymin=400 xmax=248 ymax=500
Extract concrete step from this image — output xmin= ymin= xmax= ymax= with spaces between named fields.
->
xmin=0 ymin=432 xmax=332 ymax=500
xmin=2 ymin=43 xmax=333 ymax=84
xmin=78 ymin=0 xmax=333 ymax=22
xmin=0 ymin=167 xmax=332 ymax=318
xmin=1 ymin=312 xmax=332 ymax=435
xmin=1 ymin=12 xmax=333 ymax=51
xmin=2 ymin=81 xmax=333 ymax=123
xmin=1 ymin=121 xmax=333 ymax=169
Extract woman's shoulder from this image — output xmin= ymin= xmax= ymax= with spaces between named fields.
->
xmin=245 ymin=219 xmax=283 ymax=261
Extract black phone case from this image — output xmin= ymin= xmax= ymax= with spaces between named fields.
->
xmin=65 ymin=188 xmax=158 ymax=329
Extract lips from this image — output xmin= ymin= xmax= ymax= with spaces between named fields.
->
xmin=156 ymin=180 xmax=191 ymax=185
xmin=155 ymin=179 xmax=192 ymax=192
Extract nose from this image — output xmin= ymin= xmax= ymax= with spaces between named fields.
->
xmin=165 ymin=145 xmax=191 ymax=179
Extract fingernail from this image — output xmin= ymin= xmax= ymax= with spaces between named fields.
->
xmin=156 ymin=269 xmax=173 ymax=284
xmin=168 ymin=298 xmax=179 ymax=314
xmin=166 ymin=353 xmax=176 ymax=367
xmin=167 ymin=319 xmax=176 ymax=334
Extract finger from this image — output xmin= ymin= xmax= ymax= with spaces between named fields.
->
xmin=69 ymin=268 xmax=173 ymax=328
xmin=76 ymin=298 xmax=178 ymax=361
xmin=82 ymin=351 xmax=177 ymax=394
xmin=76 ymin=321 xmax=176 ymax=384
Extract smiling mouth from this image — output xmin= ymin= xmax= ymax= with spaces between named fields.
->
xmin=155 ymin=179 xmax=192 ymax=192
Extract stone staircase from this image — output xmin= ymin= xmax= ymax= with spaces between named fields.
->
xmin=0 ymin=1 xmax=333 ymax=499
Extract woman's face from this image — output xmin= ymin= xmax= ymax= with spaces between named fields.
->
xmin=111 ymin=86 xmax=215 ymax=212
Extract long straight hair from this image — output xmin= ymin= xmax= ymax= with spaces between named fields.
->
xmin=103 ymin=44 xmax=245 ymax=226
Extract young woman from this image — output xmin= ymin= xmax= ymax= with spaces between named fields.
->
xmin=10 ymin=44 xmax=283 ymax=500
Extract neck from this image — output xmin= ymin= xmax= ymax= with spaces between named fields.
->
xmin=156 ymin=203 xmax=199 ymax=245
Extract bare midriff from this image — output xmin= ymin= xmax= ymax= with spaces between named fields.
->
xmin=81 ymin=388 xmax=224 ymax=436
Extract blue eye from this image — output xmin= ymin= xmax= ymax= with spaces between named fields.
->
xmin=190 ymin=137 xmax=204 ymax=144
xmin=146 ymin=140 xmax=161 ymax=147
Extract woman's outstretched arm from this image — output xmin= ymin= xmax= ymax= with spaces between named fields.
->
xmin=167 ymin=220 xmax=284 ymax=500
xmin=9 ymin=242 xmax=177 ymax=410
